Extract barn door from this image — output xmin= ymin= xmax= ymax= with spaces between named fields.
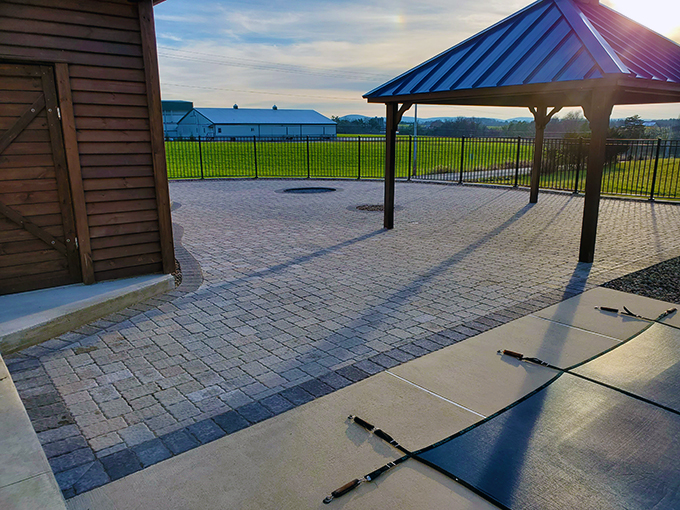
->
xmin=0 ymin=63 xmax=81 ymax=295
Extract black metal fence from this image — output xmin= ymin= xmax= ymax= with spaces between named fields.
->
xmin=165 ymin=136 xmax=680 ymax=200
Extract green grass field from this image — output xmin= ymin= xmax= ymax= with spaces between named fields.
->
xmin=485 ymin=157 xmax=680 ymax=200
xmin=165 ymin=138 xmax=680 ymax=200
xmin=165 ymin=138 xmax=406 ymax=179
xmin=165 ymin=137 xmax=533 ymax=180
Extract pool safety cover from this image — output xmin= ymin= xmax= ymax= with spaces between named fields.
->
xmin=572 ymin=323 xmax=680 ymax=413
xmin=415 ymin=322 xmax=680 ymax=510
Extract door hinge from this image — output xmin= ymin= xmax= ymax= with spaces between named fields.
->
xmin=74 ymin=237 xmax=79 ymax=248
xmin=57 ymin=107 xmax=61 ymax=119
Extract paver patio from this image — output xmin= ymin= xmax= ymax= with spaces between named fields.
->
xmin=6 ymin=179 xmax=680 ymax=498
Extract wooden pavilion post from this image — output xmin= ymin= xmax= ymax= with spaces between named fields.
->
xmin=529 ymin=105 xmax=547 ymax=203
xmin=529 ymin=105 xmax=562 ymax=203
xmin=384 ymin=103 xmax=398 ymax=229
xmin=579 ymin=90 xmax=614 ymax=263
xmin=383 ymin=102 xmax=412 ymax=229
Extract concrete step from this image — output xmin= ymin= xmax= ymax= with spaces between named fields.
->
xmin=0 ymin=274 xmax=175 ymax=355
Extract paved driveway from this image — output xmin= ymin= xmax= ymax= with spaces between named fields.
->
xmin=7 ymin=180 xmax=680 ymax=498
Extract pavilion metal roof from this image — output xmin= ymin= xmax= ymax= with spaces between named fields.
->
xmin=365 ymin=0 xmax=680 ymax=107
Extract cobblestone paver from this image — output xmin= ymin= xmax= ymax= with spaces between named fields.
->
xmin=6 ymin=180 xmax=680 ymax=497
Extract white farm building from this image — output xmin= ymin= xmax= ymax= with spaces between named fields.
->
xmin=176 ymin=106 xmax=337 ymax=139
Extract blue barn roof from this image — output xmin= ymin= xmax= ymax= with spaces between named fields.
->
xmin=365 ymin=0 xmax=680 ymax=106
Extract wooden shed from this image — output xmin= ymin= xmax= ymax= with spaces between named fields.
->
xmin=0 ymin=0 xmax=174 ymax=295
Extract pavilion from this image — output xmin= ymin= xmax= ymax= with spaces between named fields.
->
xmin=365 ymin=0 xmax=680 ymax=262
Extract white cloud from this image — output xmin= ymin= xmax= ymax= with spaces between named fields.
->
xmin=155 ymin=0 xmax=680 ymax=119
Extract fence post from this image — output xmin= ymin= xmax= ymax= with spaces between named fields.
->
xmin=459 ymin=136 xmax=465 ymax=184
xmin=306 ymin=136 xmax=311 ymax=179
xmin=197 ymin=136 xmax=204 ymax=179
xmin=357 ymin=136 xmax=361 ymax=180
xmin=253 ymin=136 xmax=258 ymax=179
xmin=514 ymin=136 xmax=521 ymax=187
xmin=408 ymin=135 xmax=412 ymax=181
xmin=649 ymin=138 xmax=662 ymax=200
xmin=574 ymin=137 xmax=583 ymax=193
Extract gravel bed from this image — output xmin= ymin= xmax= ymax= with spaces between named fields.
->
xmin=603 ymin=255 xmax=680 ymax=305
xmin=172 ymin=257 xmax=182 ymax=287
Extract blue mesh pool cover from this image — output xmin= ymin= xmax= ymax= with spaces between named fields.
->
xmin=572 ymin=323 xmax=680 ymax=413
xmin=413 ymin=323 xmax=680 ymax=510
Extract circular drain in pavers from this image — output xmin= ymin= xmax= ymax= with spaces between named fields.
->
xmin=283 ymin=187 xmax=336 ymax=194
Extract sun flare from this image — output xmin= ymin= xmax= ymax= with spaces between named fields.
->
xmin=602 ymin=0 xmax=680 ymax=42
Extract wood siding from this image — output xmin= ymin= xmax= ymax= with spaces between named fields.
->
xmin=0 ymin=0 xmax=172 ymax=286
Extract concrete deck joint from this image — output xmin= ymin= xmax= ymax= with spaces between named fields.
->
xmin=528 ymin=313 xmax=626 ymax=341
xmin=386 ymin=371 xmax=487 ymax=418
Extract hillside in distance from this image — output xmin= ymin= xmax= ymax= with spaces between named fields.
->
xmin=339 ymin=114 xmax=533 ymax=125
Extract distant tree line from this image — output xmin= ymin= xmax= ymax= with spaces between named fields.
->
xmin=332 ymin=113 xmax=680 ymax=139
xmin=331 ymin=116 xmax=385 ymax=134
xmin=398 ymin=115 xmax=596 ymax=138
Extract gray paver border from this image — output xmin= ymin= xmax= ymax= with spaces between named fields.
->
xmin=4 ymin=221 xmax=206 ymax=499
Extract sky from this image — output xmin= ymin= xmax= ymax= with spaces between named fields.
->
xmin=154 ymin=0 xmax=680 ymax=121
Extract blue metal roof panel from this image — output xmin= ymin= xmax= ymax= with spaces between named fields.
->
xmin=555 ymin=48 xmax=596 ymax=81
xmin=406 ymin=47 xmax=475 ymax=94
xmin=586 ymin=4 xmax=680 ymax=70
xmin=586 ymin=67 xmax=603 ymax=80
xmin=433 ymin=28 xmax=511 ymax=92
xmin=501 ymin=20 xmax=575 ymax=85
xmin=162 ymin=100 xmax=194 ymax=112
xmin=193 ymin=108 xmax=335 ymax=125
xmin=529 ymin=33 xmax=584 ymax=83
xmin=617 ymin=57 xmax=655 ymax=81
xmin=582 ymin=25 xmax=669 ymax=80
xmin=600 ymin=30 xmax=671 ymax=79
xmin=580 ymin=3 xmax=680 ymax=83
xmin=455 ymin=4 xmax=558 ymax=90
xmin=552 ymin=0 xmax=629 ymax=74
xmin=448 ymin=25 xmax=526 ymax=90
xmin=473 ymin=6 xmax=565 ymax=88
xmin=365 ymin=0 xmax=680 ymax=101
